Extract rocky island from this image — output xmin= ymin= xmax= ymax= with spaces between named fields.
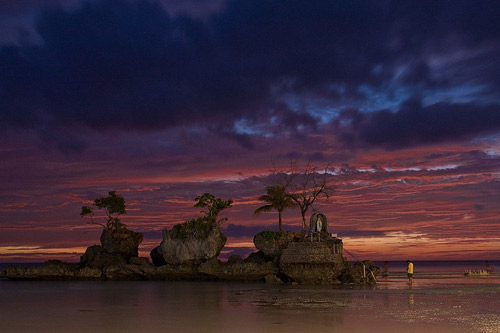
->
xmin=0 ymin=211 xmax=378 ymax=284
xmin=1 ymin=190 xmax=378 ymax=284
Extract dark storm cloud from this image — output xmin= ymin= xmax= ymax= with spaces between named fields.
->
xmin=0 ymin=0 xmax=270 ymax=133
xmin=2 ymin=0 xmax=500 ymax=151
xmin=337 ymin=98 xmax=500 ymax=148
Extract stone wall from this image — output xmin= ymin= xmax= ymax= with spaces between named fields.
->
xmin=279 ymin=241 xmax=346 ymax=284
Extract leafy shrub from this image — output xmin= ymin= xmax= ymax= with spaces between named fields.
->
xmin=169 ymin=193 xmax=233 ymax=239
xmin=170 ymin=217 xmax=213 ymax=239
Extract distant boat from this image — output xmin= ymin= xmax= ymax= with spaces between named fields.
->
xmin=465 ymin=261 xmax=497 ymax=277
xmin=464 ymin=270 xmax=491 ymax=277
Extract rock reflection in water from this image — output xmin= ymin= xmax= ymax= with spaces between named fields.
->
xmin=2 ymin=281 xmax=500 ymax=332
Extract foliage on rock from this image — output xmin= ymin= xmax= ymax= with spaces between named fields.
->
xmin=80 ymin=191 xmax=126 ymax=231
xmin=170 ymin=193 xmax=232 ymax=239
xmin=171 ymin=217 xmax=213 ymax=239
xmin=194 ymin=193 xmax=233 ymax=226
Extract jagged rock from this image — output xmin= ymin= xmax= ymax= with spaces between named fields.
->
xmin=100 ymin=228 xmax=143 ymax=258
xmin=80 ymin=228 xmax=144 ymax=269
xmin=150 ymin=246 xmax=167 ymax=266
xmin=157 ymin=226 xmax=226 ymax=265
xmin=279 ymin=241 xmax=346 ymax=284
xmin=253 ymin=231 xmax=303 ymax=257
xmin=80 ymin=245 xmax=126 ymax=269
xmin=198 ymin=258 xmax=275 ymax=281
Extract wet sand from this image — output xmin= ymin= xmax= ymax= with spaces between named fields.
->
xmin=1 ymin=276 xmax=500 ymax=332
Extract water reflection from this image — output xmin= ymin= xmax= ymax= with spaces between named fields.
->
xmin=2 ymin=281 xmax=500 ymax=332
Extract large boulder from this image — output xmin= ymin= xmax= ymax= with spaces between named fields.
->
xmin=100 ymin=228 xmax=143 ymax=258
xmin=80 ymin=228 xmax=144 ymax=269
xmin=80 ymin=245 xmax=127 ymax=269
xmin=150 ymin=246 xmax=167 ymax=266
xmin=157 ymin=225 xmax=226 ymax=265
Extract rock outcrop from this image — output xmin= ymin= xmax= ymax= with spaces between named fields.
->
xmin=253 ymin=231 xmax=304 ymax=257
xmin=150 ymin=246 xmax=167 ymax=266
xmin=1 ymin=260 xmax=102 ymax=280
xmin=100 ymin=228 xmax=143 ymax=258
xmin=80 ymin=228 xmax=144 ymax=269
xmin=251 ymin=231 xmax=375 ymax=285
xmin=156 ymin=225 xmax=226 ymax=265
xmin=80 ymin=245 xmax=127 ymax=269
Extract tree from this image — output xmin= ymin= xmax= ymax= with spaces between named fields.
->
xmin=80 ymin=191 xmax=126 ymax=231
xmin=254 ymin=185 xmax=296 ymax=232
xmin=283 ymin=163 xmax=335 ymax=231
xmin=171 ymin=193 xmax=233 ymax=239
xmin=194 ymin=193 xmax=233 ymax=226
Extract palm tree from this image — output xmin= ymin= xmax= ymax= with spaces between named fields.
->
xmin=253 ymin=185 xmax=296 ymax=231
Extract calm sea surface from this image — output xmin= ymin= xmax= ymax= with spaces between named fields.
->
xmin=1 ymin=261 xmax=500 ymax=332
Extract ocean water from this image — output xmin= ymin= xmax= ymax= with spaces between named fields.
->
xmin=1 ymin=261 xmax=500 ymax=332
xmin=373 ymin=260 xmax=499 ymax=274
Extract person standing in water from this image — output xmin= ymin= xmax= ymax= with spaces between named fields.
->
xmin=407 ymin=260 xmax=414 ymax=285
xmin=381 ymin=261 xmax=389 ymax=278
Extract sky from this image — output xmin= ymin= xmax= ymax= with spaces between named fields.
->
xmin=1 ymin=0 xmax=500 ymax=263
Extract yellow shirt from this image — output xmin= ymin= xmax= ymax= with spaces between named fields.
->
xmin=407 ymin=262 xmax=414 ymax=274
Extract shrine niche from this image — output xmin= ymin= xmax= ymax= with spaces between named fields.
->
xmin=309 ymin=212 xmax=329 ymax=235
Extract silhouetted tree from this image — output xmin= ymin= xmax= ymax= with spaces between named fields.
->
xmin=254 ymin=185 xmax=297 ymax=232
xmin=171 ymin=193 xmax=233 ymax=238
xmin=283 ymin=162 xmax=335 ymax=231
xmin=194 ymin=193 xmax=233 ymax=226
xmin=80 ymin=191 xmax=126 ymax=231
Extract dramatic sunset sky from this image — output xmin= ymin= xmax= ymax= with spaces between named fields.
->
xmin=1 ymin=0 xmax=499 ymax=263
